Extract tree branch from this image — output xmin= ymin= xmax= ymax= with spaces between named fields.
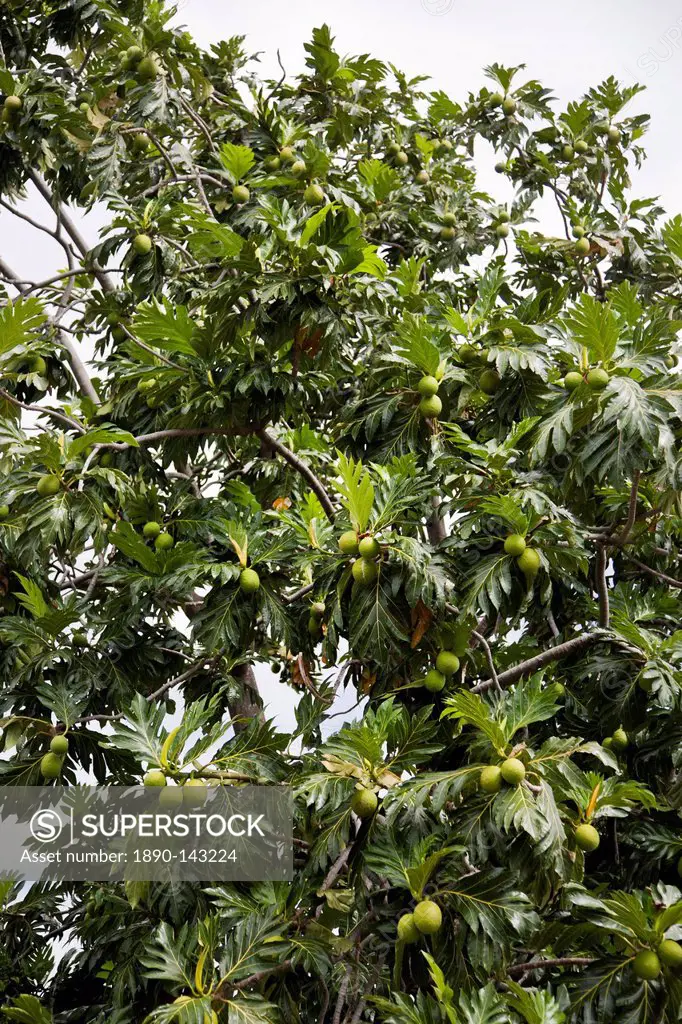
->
xmin=26 ymin=169 xmax=115 ymax=293
xmin=624 ymin=555 xmax=682 ymax=590
xmin=258 ymin=428 xmax=336 ymax=522
xmin=0 ymin=388 xmax=87 ymax=433
xmin=614 ymin=470 xmax=641 ymax=545
xmin=471 ymin=632 xmax=604 ymax=693
xmin=507 ymin=957 xmax=594 ymax=976
xmin=596 ymin=546 xmax=610 ymax=628
xmin=0 ymin=256 xmax=101 ymax=405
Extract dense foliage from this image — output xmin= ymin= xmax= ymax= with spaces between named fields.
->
xmin=1 ymin=3 xmax=682 ymax=1022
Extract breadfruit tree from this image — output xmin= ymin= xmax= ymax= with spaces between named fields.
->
xmin=1 ymin=4 xmax=682 ymax=1023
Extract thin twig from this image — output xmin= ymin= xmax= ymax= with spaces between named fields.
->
xmin=258 ymin=428 xmax=335 ymax=522
xmin=471 ymin=629 xmax=501 ymax=694
xmin=507 ymin=957 xmax=594 ymax=976
xmin=0 ymin=388 xmax=87 ymax=433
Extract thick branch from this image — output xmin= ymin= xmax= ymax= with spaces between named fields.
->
xmin=26 ymin=169 xmax=115 ymax=293
xmin=227 ymin=662 xmax=264 ymax=733
xmin=426 ymin=495 xmax=447 ymax=544
xmin=258 ymin=428 xmax=336 ymax=522
xmin=614 ymin=470 xmax=641 ymax=545
xmin=472 ymin=632 xmax=604 ymax=693
xmin=596 ymin=547 xmax=610 ymax=628
xmin=0 ymin=256 xmax=101 ymax=405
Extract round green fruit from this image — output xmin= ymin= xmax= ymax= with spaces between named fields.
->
xmin=72 ymin=631 xmax=88 ymax=647
xmin=143 ymin=769 xmax=166 ymax=787
xmin=36 ymin=474 xmax=60 ymax=497
xmin=304 ymin=183 xmax=325 ymax=205
xmin=311 ymin=601 xmax=326 ymax=617
xmin=183 ymin=779 xmax=207 ymax=806
xmin=497 ymin=210 xmax=510 ymax=223
xmin=394 ymin=151 xmax=408 ymax=166
xmin=143 ymin=521 xmax=161 ymax=538
xmin=435 ymin=650 xmax=460 ymax=676
xmin=419 ymin=394 xmax=442 ymax=419
xmin=480 ymin=765 xmax=502 ymax=794
xmin=494 ymin=161 xmax=507 ymax=173
xmin=136 ymin=56 xmax=159 ymax=81
xmin=575 ymin=823 xmax=600 ymax=852
xmin=424 ymin=669 xmax=446 ymax=693
xmin=489 ymin=92 xmax=504 ymax=107
xmin=607 ymin=126 xmax=620 ymax=144
xmin=290 ymin=160 xmax=307 ymax=177
xmin=500 ymin=757 xmax=526 ymax=785
xmin=338 ymin=530 xmax=360 ymax=556
xmin=458 ymin=344 xmax=477 ymax=363
xmin=575 ymin=237 xmax=591 ymax=256
xmin=413 ymin=900 xmax=442 ymax=935
xmin=495 ymin=223 xmax=510 ymax=239
xmin=352 ymin=558 xmax=378 ymax=585
xmin=264 ymin=155 xmax=280 ymax=171
xmin=397 ymin=913 xmax=420 ymax=943
xmin=417 ymin=375 xmax=439 ymax=398
xmin=279 ymin=146 xmax=295 ymax=163
xmin=4 ymin=95 xmax=22 ymax=114
xmin=40 ymin=752 xmax=62 ymax=779
xmin=504 ymin=534 xmax=526 ymax=557
xmin=658 ymin=939 xmax=682 ymax=970
xmin=29 ymin=355 xmax=47 ymax=374
xmin=517 ymin=547 xmax=541 ymax=576
xmin=351 ymin=788 xmax=378 ymax=818
xmin=562 ymin=144 xmax=575 ymax=160
xmin=574 ymin=140 xmax=589 ymax=154
xmin=442 ymin=212 xmax=456 ymax=227
xmin=154 ymin=532 xmax=174 ymax=551
xmin=415 ymin=170 xmax=429 ymax=184
xmin=308 ymin=616 xmax=321 ymax=636
xmin=50 ymin=734 xmax=69 ymax=756
xmin=158 ymin=786 xmax=184 ymax=809
xmin=126 ymin=45 xmax=144 ymax=64
xmin=564 ymin=371 xmax=584 ymax=390
xmin=479 ymin=369 xmax=501 ymax=395
xmin=358 ymin=536 xmax=380 ymax=559
xmin=240 ymin=568 xmax=261 ymax=593
xmin=435 ymin=139 xmax=453 ymax=155
xmin=633 ymin=950 xmax=661 ymax=981
xmin=572 ymin=224 xmax=587 ymax=238
xmin=602 ymin=737 xmax=613 ymax=749
xmin=0 ymin=505 xmax=9 ymax=518
xmin=111 ymin=324 xmax=127 ymax=342
xmin=232 ymin=184 xmax=250 ymax=204
xmin=611 ymin=727 xmax=629 ymax=752
xmin=132 ymin=233 xmax=152 ymax=256
xmin=586 ymin=368 xmax=609 ymax=390
xmin=502 ymin=97 xmax=517 ymax=115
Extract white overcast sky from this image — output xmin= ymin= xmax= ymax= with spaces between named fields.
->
xmin=2 ymin=0 xmax=681 ymax=732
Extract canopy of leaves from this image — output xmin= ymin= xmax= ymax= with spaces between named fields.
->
xmin=0 ymin=6 xmax=681 ymax=1024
